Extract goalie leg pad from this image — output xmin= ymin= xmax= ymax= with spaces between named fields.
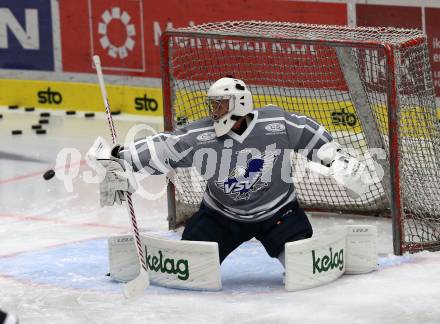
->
xmin=284 ymin=227 xmax=346 ymax=291
xmin=345 ymin=225 xmax=378 ymax=274
xmin=284 ymin=225 xmax=378 ymax=291
xmin=108 ymin=234 xmax=140 ymax=283
xmin=142 ymin=233 xmax=221 ymax=291
xmin=108 ymin=233 xmax=222 ymax=290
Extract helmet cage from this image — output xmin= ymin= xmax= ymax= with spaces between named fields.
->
xmin=207 ymin=95 xmax=235 ymax=121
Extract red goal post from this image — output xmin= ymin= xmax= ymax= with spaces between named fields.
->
xmin=160 ymin=21 xmax=440 ymax=255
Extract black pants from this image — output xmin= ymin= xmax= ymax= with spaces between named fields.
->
xmin=181 ymin=200 xmax=313 ymax=263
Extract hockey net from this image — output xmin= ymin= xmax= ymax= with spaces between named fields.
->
xmin=160 ymin=21 xmax=440 ymax=254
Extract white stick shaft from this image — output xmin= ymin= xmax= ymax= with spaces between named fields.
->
xmin=94 ymin=56 xmax=109 ymax=107
xmin=93 ymin=55 xmax=149 ymax=296
xmin=93 ymin=55 xmax=117 ymax=144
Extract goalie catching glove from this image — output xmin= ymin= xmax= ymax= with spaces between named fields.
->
xmin=307 ymin=142 xmax=368 ymax=199
xmin=86 ymin=137 xmax=137 ymax=207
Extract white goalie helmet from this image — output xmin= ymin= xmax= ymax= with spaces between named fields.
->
xmin=207 ymin=77 xmax=253 ymax=137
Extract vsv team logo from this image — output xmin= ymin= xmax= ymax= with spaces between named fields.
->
xmin=216 ymin=152 xmax=277 ymax=200
xmin=89 ymin=0 xmax=145 ymax=71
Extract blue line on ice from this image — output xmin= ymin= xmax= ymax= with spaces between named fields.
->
xmin=0 ymin=230 xmax=415 ymax=294
xmin=0 ymin=232 xmax=285 ymax=294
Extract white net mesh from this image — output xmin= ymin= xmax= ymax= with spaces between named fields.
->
xmin=162 ymin=21 xmax=440 ymax=253
xmin=174 ymin=21 xmax=423 ymax=46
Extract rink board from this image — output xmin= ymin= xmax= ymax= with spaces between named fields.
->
xmin=0 ymin=79 xmax=163 ymax=116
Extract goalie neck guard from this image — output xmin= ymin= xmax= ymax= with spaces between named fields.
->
xmin=207 ymin=77 xmax=253 ymax=137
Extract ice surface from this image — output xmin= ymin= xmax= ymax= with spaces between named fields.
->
xmin=0 ymin=108 xmax=439 ymax=323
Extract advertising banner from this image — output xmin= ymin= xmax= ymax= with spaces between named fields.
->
xmin=0 ymin=79 xmax=162 ymax=116
xmin=88 ymin=0 xmax=145 ymax=72
xmin=425 ymin=8 xmax=440 ymax=95
xmin=59 ymin=0 xmax=347 ymax=77
xmin=0 ymin=0 xmax=53 ymax=70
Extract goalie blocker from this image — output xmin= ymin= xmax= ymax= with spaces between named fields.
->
xmin=307 ymin=141 xmax=370 ymax=200
xmin=108 ymin=225 xmax=377 ymax=291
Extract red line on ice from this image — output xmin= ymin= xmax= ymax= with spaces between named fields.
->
xmin=0 ymin=235 xmax=112 ymax=259
xmin=0 ymin=159 xmax=87 ymax=185
xmin=0 ymin=212 xmax=128 ymax=230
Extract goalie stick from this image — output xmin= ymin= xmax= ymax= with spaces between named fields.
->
xmin=93 ymin=55 xmax=149 ymax=297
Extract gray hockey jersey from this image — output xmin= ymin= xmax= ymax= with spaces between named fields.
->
xmin=120 ymin=105 xmax=333 ymax=222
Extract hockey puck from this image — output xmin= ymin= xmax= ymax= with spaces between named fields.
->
xmin=8 ymin=105 xmax=18 ymax=109
xmin=111 ymin=110 xmax=121 ymax=115
xmin=66 ymin=110 xmax=76 ymax=115
xmin=31 ymin=124 xmax=42 ymax=130
xmin=43 ymin=169 xmax=55 ymax=180
xmin=84 ymin=112 xmax=95 ymax=118
xmin=11 ymin=130 xmax=22 ymax=135
xmin=40 ymin=112 xmax=51 ymax=117
xmin=36 ymin=129 xmax=47 ymax=135
xmin=25 ymin=107 xmax=35 ymax=112
xmin=39 ymin=119 xmax=49 ymax=124
xmin=0 ymin=114 xmax=3 ymax=119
